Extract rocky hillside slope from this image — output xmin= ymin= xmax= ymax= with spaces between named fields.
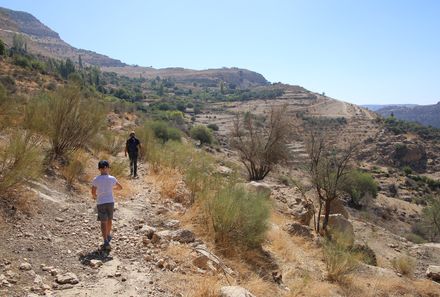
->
xmin=375 ymin=102 xmax=440 ymax=128
xmin=0 ymin=7 xmax=268 ymax=88
xmin=0 ymin=7 xmax=125 ymax=67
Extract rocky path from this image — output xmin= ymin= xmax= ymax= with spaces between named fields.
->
xmin=0 ymin=162 xmax=180 ymax=297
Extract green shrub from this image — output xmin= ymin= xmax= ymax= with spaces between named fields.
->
xmin=149 ymin=121 xmax=181 ymax=143
xmin=26 ymin=84 xmax=105 ymax=158
xmin=0 ymin=39 xmax=5 ymax=56
xmin=190 ymin=125 xmax=213 ymax=145
xmin=208 ymin=185 xmax=270 ymax=248
xmin=14 ymin=55 xmax=31 ymax=68
xmin=404 ymin=232 xmax=427 ymax=244
xmin=0 ymin=132 xmax=42 ymax=193
xmin=342 ymin=170 xmax=378 ymax=208
xmin=420 ymin=197 xmax=440 ymax=241
xmin=402 ymin=165 xmax=413 ymax=175
xmin=207 ymin=123 xmax=219 ymax=131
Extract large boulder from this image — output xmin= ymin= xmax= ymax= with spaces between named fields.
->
xmin=392 ymin=143 xmax=427 ymax=172
xmin=220 ymin=286 xmax=256 ymax=297
xmin=329 ymin=199 xmax=349 ymax=219
xmin=426 ymin=265 xmax=440 ymax=281
xmin=244 ymin=181 xmax=271 ymax=197
xmin=285 ymin=222 xmax=313 ymax=238
xmin=321 ymin=214 xmax=355 ymax=245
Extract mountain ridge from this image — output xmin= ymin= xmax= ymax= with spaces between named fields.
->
xmin=373 ymin=102 xmax=440 ymax=128
xmin=0 ymin=6 xmax=269 ymax=88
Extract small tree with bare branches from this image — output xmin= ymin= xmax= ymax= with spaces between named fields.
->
xmin=230 ymin=106 xmax=290 ymax=181
xmin=306 ymin=132 xmax=358 ymax=233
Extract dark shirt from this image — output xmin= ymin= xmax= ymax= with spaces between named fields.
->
xmin=126 ymin=137 xmax=140 ymax=155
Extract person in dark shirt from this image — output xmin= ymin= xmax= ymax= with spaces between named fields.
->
xmin=125 ymin=131 xmax=141 ymax=178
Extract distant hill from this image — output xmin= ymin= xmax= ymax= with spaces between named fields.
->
xmin=374 ymin=102 xmax=440 ymax=128
xmin=362 ymin=104 xmax=417 ymax=111
xmin=0 ymin=7 xmax=126 ymax=67
xmin=0 ymin=7 xmax=268 ymax=88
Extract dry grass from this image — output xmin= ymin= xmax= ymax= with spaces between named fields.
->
xmin=166 ymin=244 xmax=192 ymax=263
xmin=241 ymin=274 xmax=280 ymax=296
xmin=153 ymin=167 xmax=189 ymax=204
xmin=323 ymin=233 xmax=363 ymax=283
xmin=337 ymin=275 xmax=440 ymax=297
xmin=62 ymin=150 xmax=89 ymax=189
xmin=266 ymin=224 xmax=298 ymax=262
xmin=287 ymin=279 xmax=341 ymax=297
xmin=160 ymin=273 xmax=222 ymax=297
xmin=391 ymin=255 xmax=415 ymax=277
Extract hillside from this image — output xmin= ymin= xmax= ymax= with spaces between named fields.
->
xmin=0 ymin=6 xmax=268 ymax=88
xmin=1 ymin=6 xmax=440 ymax=297
xmin=375 ymin=103 xmax=440 ymax=128
xmin=0 ymin=7 xmax=125 ymax=67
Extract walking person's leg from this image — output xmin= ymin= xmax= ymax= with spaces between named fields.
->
xmin=129 ymin=155 xmax=134 ymax=177
xmin=100 ymin=221 xmax=108 ymax=242
xmin=133 ymin=155 xmax=138 ymax=177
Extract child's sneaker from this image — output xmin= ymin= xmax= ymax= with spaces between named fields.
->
xmin=102 ymin=239 xmax=111 ymax=251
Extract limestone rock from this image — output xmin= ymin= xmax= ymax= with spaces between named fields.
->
xmin=220 ymin=286 xmax=256 ymax=297
xmin=426 ymin=265 xmax=440 ymax=281
xmin=244 ymin=181 xmax=271 ymax=196
xmin=329 ymin=199 xmax=349 ymax=219
xmin=322 ymin=214 xmax=355 ymax=245
xmin=285 ymin=223 xmax=313 ymax=238
xmin=218 ymin=166 xmax=233 ymax=175
xmin=56 ymin=272 xmax=79 ymax=285
xmin=171 ymin=229 xmax=195 ymax=243
xmin=19 ymin=262 xmax=32 ymax=271
xmin=90 ymin=260 xmax=103 ymax=269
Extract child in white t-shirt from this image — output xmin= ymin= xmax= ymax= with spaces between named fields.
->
xmin=91 ymin=160 xmax=122 ymax=250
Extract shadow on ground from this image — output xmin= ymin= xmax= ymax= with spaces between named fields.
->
xmin=79 ymin=249 xmax=113 ymax=265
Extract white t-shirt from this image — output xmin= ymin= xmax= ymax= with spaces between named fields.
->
xmin=92 ymin=174 xmax=118 ymax=205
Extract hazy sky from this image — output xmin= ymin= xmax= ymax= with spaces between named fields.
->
xmin=1 ymin=0 xmax=439 ymax=105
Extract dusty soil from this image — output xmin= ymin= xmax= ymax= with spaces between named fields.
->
xmin=0 ymin=162 xmax=183 ymax=296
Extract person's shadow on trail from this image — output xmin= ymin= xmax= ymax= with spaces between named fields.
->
xmin=79 ymin=249 xmax=113 ymax=266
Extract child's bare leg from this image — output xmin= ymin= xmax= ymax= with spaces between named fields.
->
xmin=101 ymin=221 xmax=108 ymax=242
xmin=107 ymin=219 xmax=112 ymax=238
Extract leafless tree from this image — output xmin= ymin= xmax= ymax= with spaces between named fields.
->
xmin=306 ymin=131 xmax=358 ymax=233
xmin=230 ymin=106 xmax=290 ymax=181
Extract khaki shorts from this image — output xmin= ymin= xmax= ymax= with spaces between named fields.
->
xmin=97 ymin=203 xmax=114 ymax=221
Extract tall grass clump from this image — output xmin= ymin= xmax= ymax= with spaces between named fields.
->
xmin=323 ymin=232 xmax=362 ymax=282
xmin=109 ymin=159 xmax=126 ymax=178
xmin=91 ymin=131 xmax=124 ymax=156
xmin=208 ymin=185 xmax=270 ymax=248
xmin=25 ymin=84 xmax=104 ymax=159
xmin=391 ymin=255 xmax=415 ymax=277
xmin=63 ymin=150 xmax=89 ymax=189
xmin=0 ymin=132 xmax=43 ymax=194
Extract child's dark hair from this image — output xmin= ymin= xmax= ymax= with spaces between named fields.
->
xmin=98 ymin=160 xmax=110 ymax=169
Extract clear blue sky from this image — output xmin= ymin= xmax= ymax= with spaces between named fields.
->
xmin=1 ymin=0 xmax=439 ymax=105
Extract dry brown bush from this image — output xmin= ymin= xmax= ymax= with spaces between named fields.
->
xmin=0 ymin=131 xmax=43 ymax=194
xmin=230 ymin=106 xmax=290 ymax=181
